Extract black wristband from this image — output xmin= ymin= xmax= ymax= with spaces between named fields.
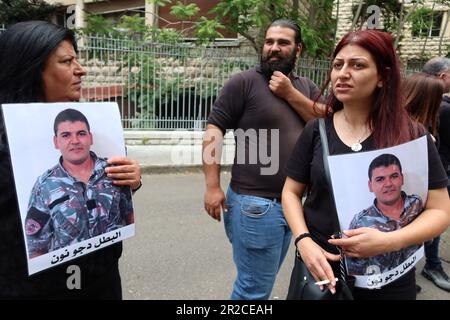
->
xmin=132 ymin=179 xmax=142 ymax=192
xmin=294 ymin=232 xmax=311 ymax=248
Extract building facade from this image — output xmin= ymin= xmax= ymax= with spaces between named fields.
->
xmin=334 ymin=0 xmax=450 ymax=61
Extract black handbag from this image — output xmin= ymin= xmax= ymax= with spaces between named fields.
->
xmin=287 ymin=256 xmax=355 ymax=300
xmin=287 ymin=118 xmax=355 ymax=300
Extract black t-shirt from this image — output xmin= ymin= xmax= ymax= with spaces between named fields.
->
xmin=286 ymin=116 xmax=448 ymax=254
xmin=208 ymin=67 xmax=321 ymax=197
xmin=286 ymin=116 xmax=447 ymax=295
xmin=439 ymin=95 xmax=450 ymax=174
xmin=0 ymin=108 xmax=122 ymax=299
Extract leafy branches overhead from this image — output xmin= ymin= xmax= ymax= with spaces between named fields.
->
xmin=83 ymin=14 xmax=117 ymax=36
xmin=211 ymin=0 xmax=285 ymax=51
xmin=409 ymin=7 xmax=439 ymax=37
xmin=84 ymin=0 xmax=335 ymax=58
xmin=195 ymin=17 xmax=224 ymax=42
xmin=83 ymin=13 xmax=182 ymax=43
xmin=169 ymin=2 xmax=200 ymax=20
xmin=165 ymin=1 xmax=225 ymax=42
xmin=301 ymin=0 xmax=336 ymax=58
xmin=0 ymin=0 xmax=62 ymax=26
xmin=211 ymin=0 xmax=336 ymax=58
xmin=151 ymin=0 xmax=336 ymax=58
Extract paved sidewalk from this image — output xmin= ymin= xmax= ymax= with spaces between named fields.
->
xmin=416 ymin=230 xmax=450 ymax=299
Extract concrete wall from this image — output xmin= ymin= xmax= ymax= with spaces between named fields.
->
xmin=124 ymin=131 xmax=236 ymax=168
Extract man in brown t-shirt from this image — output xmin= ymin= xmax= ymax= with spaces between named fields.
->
xmin=202 ymin=19 xmax=323 ymax=300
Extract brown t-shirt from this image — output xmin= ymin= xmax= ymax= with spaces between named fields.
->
xmin=208 ymin=66 xmax=321 ymax=197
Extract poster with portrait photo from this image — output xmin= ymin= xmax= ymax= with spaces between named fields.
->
xmin=2 ymin=102 xmax=135 ymax=275
xmin=327 ymin=136 xmax=428 ymax=289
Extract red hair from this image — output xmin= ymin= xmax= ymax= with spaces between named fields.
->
xmin=317 ymin=30 xmax=423 ymax=148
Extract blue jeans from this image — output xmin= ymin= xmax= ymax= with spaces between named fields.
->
xmin=224 ymin=187 xmax=292 ymax=300
xmin=425 ymin=236 xmax=442 ymax=269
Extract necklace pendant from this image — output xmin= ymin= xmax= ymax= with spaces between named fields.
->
xmin=351 ymin=142 xmax=362 ymax=152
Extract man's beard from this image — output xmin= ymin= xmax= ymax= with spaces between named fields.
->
xmin=260 ymin=49 xmax=297 ymax=80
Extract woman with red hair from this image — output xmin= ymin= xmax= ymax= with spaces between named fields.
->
xmin=282 ymin=30 xmax=450 ymax=299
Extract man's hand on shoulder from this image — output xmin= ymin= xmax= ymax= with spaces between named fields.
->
xmin=269 ymin=71 xmax=325 ymax=121
xmin=269 ymin=71 xmax=294 ymax=100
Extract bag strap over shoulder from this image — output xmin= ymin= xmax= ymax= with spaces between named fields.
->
xmin=318 ymin=118 xmax=352 ymax=282
xmin=318 ymin=118 xmax=341 ymax=231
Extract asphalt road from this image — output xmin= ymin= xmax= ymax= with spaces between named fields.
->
xmin=120 ymin=172 xmax=450 ymax=300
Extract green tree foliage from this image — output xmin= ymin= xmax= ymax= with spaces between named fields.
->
xmin=0 ymin=0 xmax=61 ymax=26
xmin=409 ymin=7 xmax=441 ymax=37
xmin=118 ymin=15 xmax=149 ymax=38
xmin=211 ymin=0 xmax=288 ymax=51
xmin=165 ymin=1 xmax=224 ymax=42
xmin=150 ymin=0 xmax=335 ymax=58
xmin=83 ymin=14 xmax=117 ymax=36
xmin=195 ymin=16 xmax=225 ymax=42
xmin=83 ymin=13 xmax=181 ymax=43
xmin=83 ymin=14 xmax=149 ymax=38
xmin=170 ymin=1 xmax=200 ymax=20
xmin=149 ymin=27 xmax=182 ymax=43
xmin=300 ymin=0 xmax=336 ymax=58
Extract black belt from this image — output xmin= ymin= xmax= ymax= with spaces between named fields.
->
xmin=260 ymin=196 xmax=282 ymax=202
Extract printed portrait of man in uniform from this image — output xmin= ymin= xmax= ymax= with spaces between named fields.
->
xmin=327 ymin=137 xmax=428 ymax=289
xmin=25 ymin=108 xmax=134 ymax=258
xmin=2 ymin=102 xmax=135 ymax=275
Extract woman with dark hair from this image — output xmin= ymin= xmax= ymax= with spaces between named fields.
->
xmin=404 ymin=72 xmax=444 ymax=139
xmin=0 ymin=21 xmax=142 ymax=299
xmin=282 ymin=29 xmax=450 ymax=299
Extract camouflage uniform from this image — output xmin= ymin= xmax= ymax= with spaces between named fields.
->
xmin=25 ymin=152 xmax=133 ymax=258
xmin=347 ymin=192 xmax=423 ymax=276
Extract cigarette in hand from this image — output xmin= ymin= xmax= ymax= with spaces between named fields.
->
xmin=314 ymin=278 xmax=339 ymax=286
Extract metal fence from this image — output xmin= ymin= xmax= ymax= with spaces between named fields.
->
xmin=78 ymin=35 xmax=345 ymax=130
xmin=79 ymin=36 xmax=423 ymax=130
xmin=78 ymin=35 xmax=258 ymax=130
xmin=0 ymin=29 xmax=424 ymax=130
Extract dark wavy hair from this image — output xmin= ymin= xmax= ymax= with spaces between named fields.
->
xmin=316 ymin=29 xmax=423 ymax=148
xmin=0 ymin=21 xmax=77 ymax=104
